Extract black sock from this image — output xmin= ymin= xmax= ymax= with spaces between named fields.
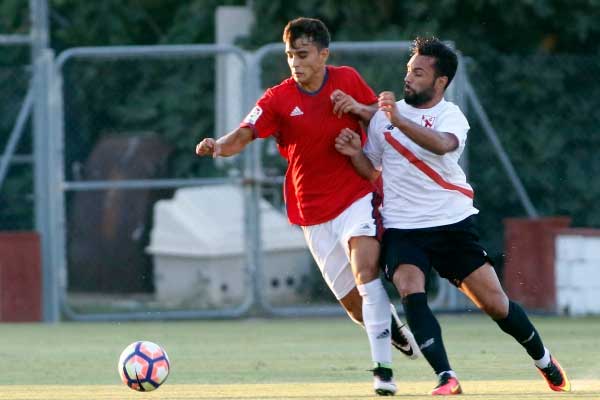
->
xmin=402 ymin=292 xmax=451 ymax=375
xmin=495 ymin=300 xmax=545 ymax=360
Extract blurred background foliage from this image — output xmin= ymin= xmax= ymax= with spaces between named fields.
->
xmin=1 ymin=0 xmax=599 ymax=266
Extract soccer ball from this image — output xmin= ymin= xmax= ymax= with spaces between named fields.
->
xmin=117 ymin=341 xmax=170 ymax=391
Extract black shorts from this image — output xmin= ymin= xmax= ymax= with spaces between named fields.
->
xmin=381 ymin=215 xmax=492 ymax=287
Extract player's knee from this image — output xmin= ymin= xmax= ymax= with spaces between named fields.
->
xmin=394 ymin=280 xmax=423 ymax=298
xmin=393 ymin=268 xmax=425 ymax=298
xmin=353 ymin=262 xmax=379 ymax=285
xmin=479 ymin=294 xmax=509 ymax=319
xmin=397 ymin=286 xmax=422 ymax=298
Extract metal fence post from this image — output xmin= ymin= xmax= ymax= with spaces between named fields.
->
xmin=30 ymin=0 xmax=59 ymax=322
xmin=34 ymin=49 xmax=61 ymax=322
xmin=48 ymin=50 xmax=68 ymax=322
xmin=244 ymin=52 xmax=266 ymax=315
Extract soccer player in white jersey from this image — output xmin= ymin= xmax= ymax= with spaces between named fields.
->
xmin=335 ymin=37 xmax=570 ymax=395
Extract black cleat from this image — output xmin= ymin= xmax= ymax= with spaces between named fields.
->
xmin=390 ymin=304 xmax=420 ymax=359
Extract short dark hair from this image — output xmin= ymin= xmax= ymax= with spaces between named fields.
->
xmin=283 ymin=17 xmax=330 ymax=49
xmin=411 ymin=37 xmax=458 ymax=88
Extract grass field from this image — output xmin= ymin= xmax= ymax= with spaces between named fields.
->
xmin=1 ymin=314 xmax=599 ymax=399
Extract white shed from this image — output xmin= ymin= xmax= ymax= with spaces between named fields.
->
xmin=146 ymin=185 xmax=312 ymax=308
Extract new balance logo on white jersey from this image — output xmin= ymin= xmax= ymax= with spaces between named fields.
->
xmin=289 ymin=106 xmax=304 ymax=116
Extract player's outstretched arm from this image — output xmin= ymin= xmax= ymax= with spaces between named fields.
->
xmin=378 ymin=91 xmax=458 ymax=155
xmin=335 ymin=128 xmax=380 ymax=182
xmin=195 ymin=127 xmax=254 ymax=158
xmin=331 ymin=89 xmax=377 ymax=123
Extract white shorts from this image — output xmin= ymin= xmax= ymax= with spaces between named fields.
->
xmin=301 ymin=192 xmax=382 ymax=300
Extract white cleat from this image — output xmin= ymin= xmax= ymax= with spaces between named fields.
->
xmin=374 ymin=377 xmax=397 ymax=396
xmin=373 ymin=364 xmax=396 ymax=396
xmin=390 ymin=304 xmax=421 ymax=360
xmin=373 ymin=364 xmax=397 ymax=396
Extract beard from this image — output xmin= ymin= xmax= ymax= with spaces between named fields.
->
xmin=404 ymin=85 xmax=435 ymax=107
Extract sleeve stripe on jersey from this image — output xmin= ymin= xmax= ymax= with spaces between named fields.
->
xmin=384 ymin=132 xmax=474 ymax=199
xmin=240 ymin=122 xmax=259 ymax=139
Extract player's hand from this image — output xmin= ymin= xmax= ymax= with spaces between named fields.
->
xmin=195 ymin=138 xmax=222 ymax=158
xmin=335 ymin=128 xmax=362 ymax=157
xmin=331 ymin=89 xmax=359 ymax=118
xmin=378 ymin=91 xmax=400 ymax=122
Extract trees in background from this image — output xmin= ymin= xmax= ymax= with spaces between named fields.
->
xmin=1 ymin=1 xmax=598 ymax=262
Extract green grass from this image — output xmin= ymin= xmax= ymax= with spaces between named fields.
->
xmin=1 ymin=315 xmax=599 ymax=399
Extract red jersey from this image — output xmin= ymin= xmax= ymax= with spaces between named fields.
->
xmin=240 ymin=66 xmax=377 ymax=226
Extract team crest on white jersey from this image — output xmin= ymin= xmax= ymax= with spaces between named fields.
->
xmin=244 ymin=106 xmax=263 ymax=124
xmin=421 ymin=115 xmax=436 ymax=128
xmin=289 ymin=106 xmax=304 ymax=116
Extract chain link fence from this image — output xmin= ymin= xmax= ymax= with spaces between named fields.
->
xmin=14 ymin=43 xmax=596 ymax=320
xmin=50 ymin=42 xmax=471 ymax=321
xmin=465 ymin=54 xmax=600 ymax=274
xmin=56 ymin=45 xmax=258 ymax=320
xmin=0 ymin=45 xmax=33 ymax=230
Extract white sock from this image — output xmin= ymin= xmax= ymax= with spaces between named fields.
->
xmin=357 ymin=279 xmax=392 ymax=366
xmin=534 ymin=347 xmax=551 ymax=369
xmin=439 ymin=370 xmax=458 ymax=378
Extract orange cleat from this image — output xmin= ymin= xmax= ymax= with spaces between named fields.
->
xmin=537 ymin=355 xmax=571 ymax=392
xmin=431 ymin=372 xmax=462 ymax=396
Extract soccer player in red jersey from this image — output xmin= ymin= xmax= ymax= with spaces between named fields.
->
xmin=196 ymin=17 xmax=418 ymax=395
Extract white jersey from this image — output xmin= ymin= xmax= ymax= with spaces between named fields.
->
xmin=364 ymin=99 xmax=478 ymax=229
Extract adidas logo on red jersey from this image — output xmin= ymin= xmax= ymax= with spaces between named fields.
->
xmin=289 ymin=106 xmax=304 ymax=116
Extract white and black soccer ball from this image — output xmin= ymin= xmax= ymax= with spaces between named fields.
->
xmin=117 ymin=341 xmax=170 ymax=391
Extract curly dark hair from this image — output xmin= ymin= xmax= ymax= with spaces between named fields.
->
xmin=283 ymin=17 xmax=330 ymax=50
xmin=411 ymin=37 xmax=458 ymax=88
